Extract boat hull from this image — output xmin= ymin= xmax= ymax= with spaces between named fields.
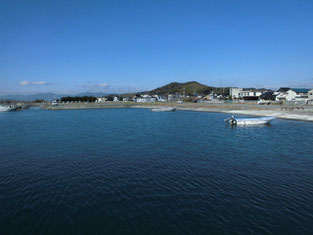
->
xmin=151 ymin=107 xmax=176 ymax=112
xmin=0 ymin=106 xmax=11 ymax=112
xmin=226 ymin=116 xmax=275 ymax=125
xmin=233 ymin=117 xmax=275 ymax=125
xmin=0 ymin=106 xmax=17 ymax=112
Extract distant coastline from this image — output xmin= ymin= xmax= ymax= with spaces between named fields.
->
xmin=42 ymin=102 xmax=313 ymax=122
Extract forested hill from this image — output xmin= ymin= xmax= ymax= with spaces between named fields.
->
xmin=148 ymin=81 xmax=229 ymax=95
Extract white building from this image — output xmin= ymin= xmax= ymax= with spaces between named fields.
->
xmin=134 ymin=96 xmax=156 ymax=103
xmin=286 ymin=88 xmax=310 ymax=101
xmin=208 ymin=92 xmax=219 ymax=100
xmin=167 ymin=94 xmax=181 ymax=102
xmin=52 ymin=100 xmax=58 ymax=106
xmin=96 ymin=97 xmax=107 ymax=103
xmin=241 ymin=90 xmax=264 ymax=99
xmin=230 ymin=88 xmax=265 ymax=100
xmin=229 ymin=88 xmax=242 ymax=99
xmin=157 ymin=97 xmax=166 ymax=102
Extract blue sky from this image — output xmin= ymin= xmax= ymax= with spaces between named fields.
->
xmin=1 ymin=0 xmax=313 ymax=95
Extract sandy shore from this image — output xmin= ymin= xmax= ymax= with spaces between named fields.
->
xmin=43 ymin=102 xmax=313 ymax=122
xmin=176 ymin=107 xmax=313 ymax=122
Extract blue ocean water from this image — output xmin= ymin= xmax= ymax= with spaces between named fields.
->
xmin=0 ymin=108 xmax=313 ymax=234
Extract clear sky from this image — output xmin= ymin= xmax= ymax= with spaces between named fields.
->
xmin=1 ymin=0 xmax=313 ymax=95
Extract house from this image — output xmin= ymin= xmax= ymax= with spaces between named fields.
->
xmin=167 ymin=94 xmax=181 ymax=102
xmin=134 ymin=96 xmax=156 ymax=103
xmin=230 ymin=88 xmax=266 ymax=100
xmin=286 ymin=88 xmax=310 ymax=101
xmin=259 ymin=91 xmax=276 ymax=101
xmin=157 ymin=97 xmax=166 ymax=102
xmin=239 ymin=89 xmax=266 ymax=100
xmin=152 ymin=95 xmax=166 ymax=102
xmin=113 ymin=96 xmax=119 ymax=102
xmin=52 ymin=100 xmax=58 ymax=106
xmin=206 ymin=92 xmax=219 ymax=100
xmin=96 ymin=97 xmax=107 ymax=103
xmin=275 ymin=87 xmax=290 ymax=102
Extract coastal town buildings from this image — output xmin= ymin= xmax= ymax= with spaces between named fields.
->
xmin=167 ymin=94 xmax=181 ymax=102
xmin=285 ymin=88 xmax=310 ymax=101
xmin=241 ymin=89 xmax=266 ymax=100
xmin=229 ymin=88 xmax=242 ymax=99
xmin=92 ymin=86 xmax=313 ymax=105
xmin=259 ymin=91 xmax=276 ymax=101
xmin=275 ymin=87 xmax=290 ymax=102
xmin=230 ymin=88 xmax=266 ymax=100
xmin=157 ymin=96 xmax=166 ymax=102
xmin=96 ymin=97 xmax=107 ymax=103
xmin=134 ymin=96 xmax=156 ymax=103
xmin=52 ymin=100 xmax=58 ymax=106
xmin=206 ymin=93 xmax=223 ymax=100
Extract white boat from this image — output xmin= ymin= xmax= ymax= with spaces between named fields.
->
xmin=225 ymin=116 xmax=275 ymax=125
xmin=151 ymin=107 xmax=176 ymax=112
xmin=0 ymin=105 xmax=16 ymax=112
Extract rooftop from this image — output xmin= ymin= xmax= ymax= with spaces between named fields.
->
xmin=290 ymin=88 xmax=310 ymax=93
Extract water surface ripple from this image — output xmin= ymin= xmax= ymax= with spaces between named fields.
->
xmin=0 ymin=109 xmax=313 ymax=234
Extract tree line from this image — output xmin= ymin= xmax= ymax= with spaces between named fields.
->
xmin=60 ymin=96 xmax=97 ymax=103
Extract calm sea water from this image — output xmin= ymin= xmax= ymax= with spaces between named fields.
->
xmin=0 ymin=108 xmax=313 ymax=234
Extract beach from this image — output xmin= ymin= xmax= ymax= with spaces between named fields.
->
xmin=43 ymin=102 xmax=313 ymax=122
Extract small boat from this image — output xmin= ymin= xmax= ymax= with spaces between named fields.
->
xmin=0 ymin=105 xmax=17 ymax=112
xmin=151 ymin=107 xmax=176 ymax=112
xmin=225 ymin=116 xmax=275 ymax=126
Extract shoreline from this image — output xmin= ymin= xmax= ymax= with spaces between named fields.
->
xmin=177 ymin=107 xmax=313 ymax=122
xmin=43 ymin=102 xmax=313 ymax=122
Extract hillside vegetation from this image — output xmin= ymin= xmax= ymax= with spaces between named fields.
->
xmin=148 ymin=81 xmax=229 ymax=95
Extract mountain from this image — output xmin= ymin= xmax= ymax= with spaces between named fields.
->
xmin=75 ymin=92 xmax=109 ymax=97
xmin=0 ymin=93 xmax=64 ymax=101
xmin=148 ymin=81 xmax=228 ymax=95
xmin=0 ymin=82 xmax=230 ymax=101
xmin=0 ymin=92 xmax=109 ymax=101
